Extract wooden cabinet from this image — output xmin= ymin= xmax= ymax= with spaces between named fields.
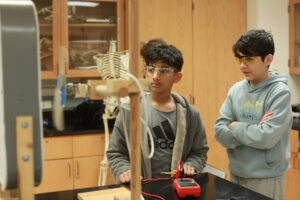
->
xmin=73 ymin=156 xmax=102 ymax=189
xmin=192 ymin=0 xmax=245 ymax=177
xmin=34 ymin=134 xmax=115 ymax=194
xmin=33 ymin=0 xmax=125 ymax=79
xmin=72 ymin=134 xmax=115 ymax=189
xmin=36 ymin=159 xmax=74 ymax=193
xmin=138 ymin=0 xmax=246 ymax=176
xmin=285 ymin=130 xmax=300 ymax=200
xmin=33 ymin=0 xmax=58 ymax=79
xmin=73 ymin=134 xmax=105 ymax=157
xmin=285 ymin=154 xmax=300 ymax=200
xmin=139 ymin=0 xmax=193 ymax=103
xmin=43 ymin=136 xmax=73 ymax=159
xmin=289 ymin=0 xmax=300 ymax=74
xmin=34 ymin=136 xmax=73 ymax=193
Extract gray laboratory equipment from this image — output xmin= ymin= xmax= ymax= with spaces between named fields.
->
xmin=0 ymin=0 xmax=43 ymax=190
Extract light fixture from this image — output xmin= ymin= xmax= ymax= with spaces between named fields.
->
xmin=67 ymin=1 xmax=99 ymax=7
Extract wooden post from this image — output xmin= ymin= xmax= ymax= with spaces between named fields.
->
xmin=16 ymin=116 xmax=34 ymax=200
xmin=0 ymin=116 xmax=34 ymax=200
xmin=128 ymin=0 xmax=141 ymax=200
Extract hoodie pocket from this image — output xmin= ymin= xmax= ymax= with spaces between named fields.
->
xmin=263 ymin=151 xmax=272 ymax=169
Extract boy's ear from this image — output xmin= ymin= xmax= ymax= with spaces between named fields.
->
xmin=264 ymin=54 xmax=273 ymax=66
xmin=174 ymin=72 xmax=182 ymax=83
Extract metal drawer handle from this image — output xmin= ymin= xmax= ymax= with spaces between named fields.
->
xmin=76 ymin=161 xmax=80 ymax=179
xmin=68 ymin=162 xmax=71 ymax=177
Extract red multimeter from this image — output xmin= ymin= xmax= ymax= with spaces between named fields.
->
xmin=173 ymin=178 xmax=201 ymax=198
xmin=173 ymin=160 xmax=201 ymax=198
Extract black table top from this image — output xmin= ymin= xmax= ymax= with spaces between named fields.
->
xmin=142 ymin=173 xmax=272 ymax=200
xmin=35 ymin=173 xmax=272 ymax=200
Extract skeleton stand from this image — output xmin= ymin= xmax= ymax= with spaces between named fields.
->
xmin=94 ymin=41 xmax=130 ymax=186
xmin=128 ymin=1 xmax=141 ymax=199
xmin=98 ymin=107 xmax=115 ymax=186
xmin=89 ymin=0 xmax=141 ymax=199
xmin=0 ymin=116 xmax=34 ymax=200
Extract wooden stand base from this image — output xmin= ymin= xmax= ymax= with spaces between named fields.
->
xmin=78 ymin=187 xmax=130 ymax=200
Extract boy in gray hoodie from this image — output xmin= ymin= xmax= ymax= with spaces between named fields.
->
xmin=107 ymin=45 xmax=209 ymax=184
xmin=214 ymin=29 xmax=293 ymax=200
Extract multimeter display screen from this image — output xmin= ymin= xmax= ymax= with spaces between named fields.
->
xmin=177 ymin=179 xmax=198 ymax=187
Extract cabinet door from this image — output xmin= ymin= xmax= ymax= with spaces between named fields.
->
xmin=290 ymin=129 xmax=299 ymax=153
xmin=73 ymin=156 xmax=102 ymax=189
xmin=289 ymin=0 xmax=300 ymax=74
xmin=62 ymin=0 xmax=125 ymax=78
xmin=73 ymin=156 xmax=116 ymax=189
xmin=285 ymin=130 xmax=300 ymax=200
xmin=193 ymin=0 xmax=245 ymax=176
xmin=33 ymin=0 xmax=60 ymax=79
xmin=285 ymin=153 xmax=300 ymax=200
xmin=34 ymin=159 xmax=73 ymax=194
xmin=139 ymin=0 xmax=193 ymax=103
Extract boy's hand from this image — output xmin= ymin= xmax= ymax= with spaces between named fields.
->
xmin=119 ymin=170 xmax=143 ymax=183
xmin=259 ymin=110 xmax=273 ymax=125
xmin=228 ymin=121 xmax=238 ymax=129
xmin=183 ymin=164 xmax=196 ymax=176
xmin=120 ymin=170 xmax=131 ymax=183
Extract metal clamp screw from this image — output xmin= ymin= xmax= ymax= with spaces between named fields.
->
xmin=21 ymin=122 xmax=28 ymax=128
xmin=22 ymin=155 xmax=30 ymax=161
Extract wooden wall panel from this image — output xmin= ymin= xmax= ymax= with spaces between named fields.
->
xmin=139 ymin=0 xmax=194 ymax=101
xmin=192 ymin=0 xmax=246 ymax=177
xmin=126 ymin=0 xmax=246 ymax=178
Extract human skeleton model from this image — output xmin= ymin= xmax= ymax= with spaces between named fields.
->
xmin=93 ymin=40 xmax=129 ymax=186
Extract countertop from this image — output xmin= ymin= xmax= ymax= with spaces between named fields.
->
xmin=43 ymin=118 xmax=299 ymax=137
xmin=35 ymin=173 xmax=272 ymax=200
xmin=43 ymin=127 xmax=108 ymax=137
xmin=43 ymin=119 xmax=115 ymax=137
xmin=42 ymin=103 xmax=115 ymax=137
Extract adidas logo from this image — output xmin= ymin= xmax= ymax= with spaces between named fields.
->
xmin=152 ymin=120 xmax=175 ymax=150
xmin=154 ymin=139 xmax=174 ymax=149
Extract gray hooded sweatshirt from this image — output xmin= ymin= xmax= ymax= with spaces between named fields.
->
xmin=215 ymin=71 xmax=293 ymax=178
xmin=107 ymin=92 xmax=209 ymax=183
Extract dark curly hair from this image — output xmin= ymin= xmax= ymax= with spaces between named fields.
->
xmin=144 ymin=44 xmax=183 ymax=72
xmin=233 ymin=29 xmax=274 ymax=62
xmin=140 ymin=38 xmax=167 ymax=59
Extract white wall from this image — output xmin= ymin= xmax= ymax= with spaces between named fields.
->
xmin=247 ymin=0 xmax=300 ymax=104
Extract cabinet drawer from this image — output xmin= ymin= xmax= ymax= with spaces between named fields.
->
xmin=44 ymin=136 xmax=73 ymax=160
xmin=73 ymin=134 xmax=105 ymax=157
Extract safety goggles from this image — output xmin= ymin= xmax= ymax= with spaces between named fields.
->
xmin=235 ymin=56 xmax=259 ymax=65
xmin=144 ymin=66 xmax=178 ymax=76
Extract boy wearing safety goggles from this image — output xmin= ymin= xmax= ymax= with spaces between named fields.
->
xmin=107 ymin=44 xmax=209 ymax=184
xmin=214 ymin=29 xmax=293 ymax=200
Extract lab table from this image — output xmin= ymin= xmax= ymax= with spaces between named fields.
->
xmin=35 ymin=173 xmax=272 ymax=200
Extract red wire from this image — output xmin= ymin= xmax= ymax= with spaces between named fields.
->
xmin=142 ymin=177 xmax=171 ymax=182
xmin=142 ymin=191 xmax=166 ymax=200
xmin=141 ymin=177 xmax=172 ymax=200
